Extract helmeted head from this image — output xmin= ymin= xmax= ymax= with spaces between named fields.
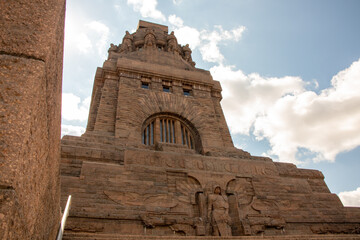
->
xmin=213 ymin=184 xmax=221 ymax=195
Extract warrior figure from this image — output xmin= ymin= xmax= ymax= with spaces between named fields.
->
xmin=167 ymin=31 xmax=179 ymax=54
xmin=119 ymin=31 xmax=133 ymax=53
xmin=207 ymin=185 xmax=232 ymax=236
xmin=144 ymin=29 xmax=156 ymax=49
xmin=182 ymin=44 xmax=195 ymax=67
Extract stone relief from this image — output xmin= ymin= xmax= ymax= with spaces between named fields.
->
xmin=107 ymin=28 xmax=196 ymax=67
xmin=167 ymin=31 xmax=180 ymax=54
xmin=102 ymin=165 xmax=285 ymax=236
xmin=182 ymin=44 xmax=196 ymax=67
xmin=144 ymin=29 xmax=156 ymax=50
xmin=108 ymin=43 xmax=119 ymax=53
xmin=226 ymin=178 xmax=286 ymax=235
xmin=119 ymin=30 xmax=134 ymax=53
xmin=103 ymin=190 xmax=178 ymax=208
xmin=207 ymin=185 xmax=232 ymax=236
xmin=125 ymin=149 xmax=276 ymax=175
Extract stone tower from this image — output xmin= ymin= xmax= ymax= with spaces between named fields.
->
xmin=61 ymin=21 xmax=360 ymax=238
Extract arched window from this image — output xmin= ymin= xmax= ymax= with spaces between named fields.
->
xmin=142 ymin=114 xmax=199 ymax=151
xmin=142 ymin=120 xmax=154 ymax=145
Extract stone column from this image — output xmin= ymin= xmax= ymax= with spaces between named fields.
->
xmin=175 ymin=120 xmax=182 ymax=144
xmin=154 ymin=118 xmax=161 ymax=143
xmin=0 ymin=0 xmax=65 ymax=239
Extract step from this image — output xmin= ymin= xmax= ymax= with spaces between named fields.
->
xmin=63 ymin=232 xmax=360 ymax=240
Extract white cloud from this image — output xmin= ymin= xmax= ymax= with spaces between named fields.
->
xmin=62 ymin=93 xmax=91 ymax=122
xmin=199 ymin=25 xmax=246 ymax=63
xmin=168 ymin=15 xmax=246 ymax=63
xmin=64 ymin=7 xmax=110 ymax=58
xmin=127 ymin=0 xmax=166 ymax=21
xmin=211 ymin=64 xmax=304 ymax=136
xmin=339 ymin=187 xmax=360 ymax=207
xmin=254 ymin=58 xmax=360 ymax=163
xmin=172 ymin=0 xmax=183 ymax=5
xmin=213 ymin=58 xmax=360 ymax=164
xmin=168 ymin=14 xmax=184 ymax=28
xmin=86 ymin=21 xmax=110 ymax=58
xmin=173 ymin=26 xmax=201 ymax=50
xmin=61 ymin=124 xmax=86 ymax=137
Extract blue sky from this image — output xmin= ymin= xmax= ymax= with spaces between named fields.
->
xmin=62 ymin=0 xmax=360 ymax=206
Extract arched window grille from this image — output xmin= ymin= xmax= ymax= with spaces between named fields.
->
xmin=142 ymin=120 xmax=154 ymax=145
xmin=181 ymin=125 xmax=194 ymax=149
xmin=160 ymin=118 xmax=176 ymax=143
xmin=142 ymin=115 xmax=197 ymax=150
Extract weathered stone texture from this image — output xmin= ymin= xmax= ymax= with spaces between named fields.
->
xmin=0 ymin=0 xmax=65 ymax=239
xmin=60 ymin=21 xmax=360 ymax=238
xmin=63 ymin=232 xmax=360 ymax=240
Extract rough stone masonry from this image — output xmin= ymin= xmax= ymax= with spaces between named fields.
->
xmin=60 ymin=21 xmax=360 ymax=238
xmin=0 ymin=0 xmax=65 ymax=239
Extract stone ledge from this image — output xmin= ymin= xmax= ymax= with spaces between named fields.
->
xmin=63 ymin=232 xmax=360 ymax=240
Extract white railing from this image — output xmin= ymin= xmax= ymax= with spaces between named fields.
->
xmin=56 ymin=195 xmax=72 ymax=240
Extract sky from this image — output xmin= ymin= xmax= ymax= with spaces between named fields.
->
xmin=62 ymin=0 xmax=360 ymax=207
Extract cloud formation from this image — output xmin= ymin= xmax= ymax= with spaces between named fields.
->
xmin=339 ymin=187 xmax=360 ymax=207
xmin=168 ymin=15 xmax=246 ymax=63
xmin=211 ymin=65 xmax=305 ymax=135
xmin=62 ymin=93 xmax=91 ymax=122
xmin=64 ymin=10 xmax=110 ymax=58
xmin=127 ymin=0 xmax=166 ymax=21
xmin=213 ymin=59 xmax=360 ymax=164
xmin=61 ymin=124 xmax=86 ymax=137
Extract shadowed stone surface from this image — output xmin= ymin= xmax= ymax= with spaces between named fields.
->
xmin=61 ymin=21 xmax=360 ymax=238
xmin=0 ymin=0 xmax=65 ymax=239
xmin=63 ymin=232 xmax=360 ymax=240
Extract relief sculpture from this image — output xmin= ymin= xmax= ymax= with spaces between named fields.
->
xmin=103 ymin=172 xmax=286 ymax=236
xmin=119 ymin=30 xmax=134 ymax=53
xmin=207 ymin=185 xmax=232 ymax=236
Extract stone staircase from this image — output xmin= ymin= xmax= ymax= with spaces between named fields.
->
xmin=63 ymin=233 xmax=360 ymax=240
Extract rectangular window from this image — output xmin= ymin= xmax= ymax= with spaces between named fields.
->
xmin=183 ymin=89 xmax=191 ymax=96
xmin=141 ymin=82 xmax=149 ymax=89
xmin=163 ymin=86 xmax=171 ymax=93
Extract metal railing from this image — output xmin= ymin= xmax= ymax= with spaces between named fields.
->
xmin=56 ymin=195 xmax=72 ymax=240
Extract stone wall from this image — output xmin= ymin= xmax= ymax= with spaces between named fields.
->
xmin=60 ymin=135 xmax=360 ymax=236
xmin=0 ymin=0 xmax=65 ymax=239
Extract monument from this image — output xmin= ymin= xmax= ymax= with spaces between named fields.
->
xmin=61 ymin=20 xmax=360 ymax=238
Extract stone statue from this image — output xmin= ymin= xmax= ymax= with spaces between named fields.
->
xmin=207 ymin=185 xmax=232 ymax=236
xmin=107 ymin=43 xmax=119 ymax=59
xmin=167 ymin=31 xmax=179 ymax=54
xmin=144 ymin=29 xmax=156 ymax=49
xmin=108 ymin=43 xmax=118 ymax=53
xmin=120 ymin=31 xmax=133 ymax=53
xmin=182 ymin=44 xmax=195 ymax=67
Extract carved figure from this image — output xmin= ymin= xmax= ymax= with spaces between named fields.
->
xmin=167 ymin=31 xmax=179 ymax=54
xmin=144 ymin=29 xmax=156 ymax=49
xmin=107 ymin=43 xmax=119 ymax=59
xmin=182 ymin=44 xmax=195 ymax=67
xmin=207 ymin=185 xmax=232 ymax=236
xmin=120 ymin=31 xmax=133 ymax=53
xmin=108 ymin=43 xmax=118 ymax=53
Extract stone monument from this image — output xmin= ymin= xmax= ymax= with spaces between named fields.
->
xmin=61 ymin=20 xmax=360 ymax=238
